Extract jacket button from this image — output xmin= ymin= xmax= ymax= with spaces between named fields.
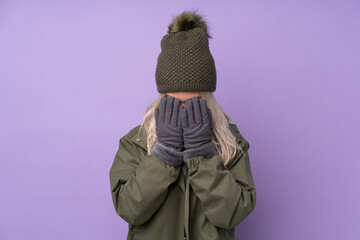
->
xmin=135 ymin=137 xmax=141 ymax=141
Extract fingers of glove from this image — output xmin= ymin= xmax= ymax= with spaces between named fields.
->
xmin=171 ymin=98 xmax=181 ymax=126
xmin=185 ymin=99 xmax=195 ymax=126
xmin=159 ymin=97 xmax=167 ymax=123
xmin=192 ymin=97 xmax=202 ymax=124
xmin=155 ymin=108 xmax=159 ymax=128
xmin=208 ymin=109 xmax=213 ymax=131
xmin=165 ymin=96 xmax=174 ymax=124
xmin=181 ymin=106 xmax=189 ymax=128
xmin=199 ymin=98 xmax=209 ymax=122
xmin=178 ymin=106 xmax=183 ymax=128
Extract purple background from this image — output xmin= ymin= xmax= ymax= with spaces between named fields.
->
xmin=1 ymin=1 xmax=359 ymax=239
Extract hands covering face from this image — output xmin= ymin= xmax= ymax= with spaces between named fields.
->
xmin=155 ymin=96 xmax=183 ymax=150
xmin=181 ymin=96 xmax=213 ymax=149
xmin=155 ymin=95 xmax=213 ymax=151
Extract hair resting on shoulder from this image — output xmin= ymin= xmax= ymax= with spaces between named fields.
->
xmin=137 ymin=92 xmax=244 ymax=166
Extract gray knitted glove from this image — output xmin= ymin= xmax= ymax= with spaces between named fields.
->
xmin=155 ymin=95 xmax=184 ymax=150
xmin=151 ymin=95 xmax=184 ymax=166
xmin=180 ymin=97 xmax=217 ymax=160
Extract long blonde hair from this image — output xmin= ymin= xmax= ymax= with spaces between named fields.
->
xmin=137 ymin=92 xmax=244 ymax=166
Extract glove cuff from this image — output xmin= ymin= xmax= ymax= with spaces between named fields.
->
xmin=150 ymin=141 xmax=184 ymax=166
xmin=183 ymin=141 xmax=217 ymax=160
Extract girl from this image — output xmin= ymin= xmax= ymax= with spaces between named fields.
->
xmin=109 ymin=10 xmax=256 ymax=240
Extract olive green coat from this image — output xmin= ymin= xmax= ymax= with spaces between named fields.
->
xmin=109 ymin=121 xmax=256 ymax=240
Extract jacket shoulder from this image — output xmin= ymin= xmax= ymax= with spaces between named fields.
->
xmin=121 ymin=124 xmax=143 ymax=141
xmin=228 ymin=120 xmax=250 ymax=153
xmin=120 ymin=124 xmax=148 ymax=152
xmin=225 ymin=122 xmax=251 ymax=169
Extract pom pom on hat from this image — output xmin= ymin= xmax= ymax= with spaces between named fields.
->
xmin=167 ymin=10 xmax=212 ymax=38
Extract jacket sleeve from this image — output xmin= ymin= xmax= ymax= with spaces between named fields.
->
xmin=109 ymin=136 xmax=182 ymax=225
xmin=185 ymin=132 xmax=256 ymax=229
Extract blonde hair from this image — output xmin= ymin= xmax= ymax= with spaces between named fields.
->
xmin=137 ymin=92 xmax=244 ymax=166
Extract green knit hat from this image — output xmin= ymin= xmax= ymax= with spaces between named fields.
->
xmin=155 ymin=10 xmax=217 ymax=93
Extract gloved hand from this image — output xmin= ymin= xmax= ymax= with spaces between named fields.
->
xmin=155 ymin=95 xmax=184 ymax=150
xmin=180 ymin=96 xmax=213 ymax=149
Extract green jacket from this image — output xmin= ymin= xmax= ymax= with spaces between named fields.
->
xmin=109 ymin=121 xmax=256 ymax=240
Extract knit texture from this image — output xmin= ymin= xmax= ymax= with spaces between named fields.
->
xmin=155 ymin=27 xmax=217 ymax=93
